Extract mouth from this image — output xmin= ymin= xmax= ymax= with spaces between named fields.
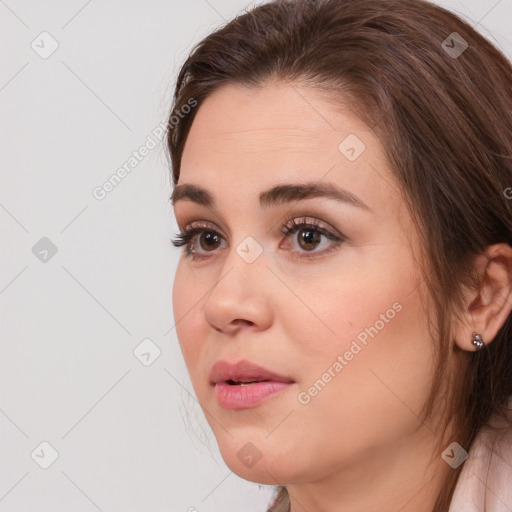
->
xmin=209 ymin=359 xmax=294 ymax=386
xmin=224 ymin=379 xmax=270 ymax=386
xmin=209 ymin=359 xmax=295 ymax=409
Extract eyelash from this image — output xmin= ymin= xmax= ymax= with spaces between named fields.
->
xmin=170 ymin=217 xmax=345 ymax=261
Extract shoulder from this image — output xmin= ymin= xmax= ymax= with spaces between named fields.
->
xmin=449 ymin=399 xmax=512 ymax=512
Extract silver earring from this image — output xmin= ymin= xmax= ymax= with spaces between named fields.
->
xmin=472 ymin=332 xmax=485 ymax=351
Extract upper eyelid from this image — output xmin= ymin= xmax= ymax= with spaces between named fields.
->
xmin=283 ymin=217 xmax=343 ymax=237
xmin=180 ymin=214 xmax=336 ymax=229
xmin=180 ymin=217 xmax=338 ymax=238
xmin=177 ymin=219 xmax=222 ymax=236
xmin=182 ymin=220 xmax=218 ymax=231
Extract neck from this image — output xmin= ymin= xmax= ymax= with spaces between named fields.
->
xmin=286 ymin=425 xmax=453 ymax=512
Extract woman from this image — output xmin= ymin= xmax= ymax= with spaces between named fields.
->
xmin=167 ymin=0 xmax=512 ymax=510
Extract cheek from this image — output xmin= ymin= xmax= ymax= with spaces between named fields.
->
xmin=290 ymin=270 xmax=435 ymax=453
xmin=172 ymin=264 xmax=207 ymax=376
xmin=290 ymin=250 xmax=435 ymax=406
xmin=285 ymin=254 xmax=415 ymax=363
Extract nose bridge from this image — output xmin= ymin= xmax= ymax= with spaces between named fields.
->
xmin=203 ymin=234 xmax=272 ymax=332
xmin=210 ymin=233 xmax=267 ymax=301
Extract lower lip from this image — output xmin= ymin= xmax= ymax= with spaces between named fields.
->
xmin=214 ymin=381 xmax=294 ymax=409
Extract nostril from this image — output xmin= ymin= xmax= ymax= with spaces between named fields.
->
xmin=233 ymin=319 xmax=254 ymax=326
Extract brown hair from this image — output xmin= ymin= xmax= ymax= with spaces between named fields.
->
xmin=166 ymin=0 xmax=512 ymax=509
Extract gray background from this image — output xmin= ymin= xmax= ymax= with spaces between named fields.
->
xmin=1 ymin=1 xmax=510 ymax=511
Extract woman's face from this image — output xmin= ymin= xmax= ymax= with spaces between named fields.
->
xmin=172 ymin=81 xmax=440 ymax=488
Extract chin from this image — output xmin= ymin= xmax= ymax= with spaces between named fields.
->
xmin=215 ymin=434 xmax=302 ymax=486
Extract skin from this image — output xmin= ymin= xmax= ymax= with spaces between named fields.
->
xmin=170 ymin=80 xmax=500 ymax=511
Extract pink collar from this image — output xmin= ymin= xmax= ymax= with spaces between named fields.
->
xmin=449 ymin=401 xmax=512 ymax=511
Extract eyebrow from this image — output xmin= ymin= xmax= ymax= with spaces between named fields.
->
xmin=170 ymin=181 xmax=371 ymax=211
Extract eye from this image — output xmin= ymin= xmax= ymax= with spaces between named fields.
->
xmin=170 ymin=217 xmax=345 ymax=260
xmin=170 ymin=221 xmax=226 ymax=260
xmin=280 ymin=216 xmax=345 ymax=258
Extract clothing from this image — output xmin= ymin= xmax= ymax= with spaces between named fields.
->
xmin=448 ymin=402 xmax=512 ymax=511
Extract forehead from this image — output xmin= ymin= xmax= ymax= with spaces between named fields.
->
xmin=179 ymin=82 xmax=401 ymax=221
xmin=185 ymin=82 xmax=337 ymax=149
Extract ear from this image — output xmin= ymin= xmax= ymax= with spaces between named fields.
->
xmin=453 ymin=243 xmax=512 ymax=352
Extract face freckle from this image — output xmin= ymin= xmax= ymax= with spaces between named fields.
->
xmin=172 ymin=80 xmax=438 ymax=497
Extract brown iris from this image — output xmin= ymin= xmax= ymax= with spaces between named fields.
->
xmin=298 ymin=229 xmax=321 ymax=251
xmin=199 ymin=231 xmax=221 ymax=251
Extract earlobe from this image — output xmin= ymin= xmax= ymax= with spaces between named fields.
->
xmin=453 ymin=243 xmax=512 ymax=352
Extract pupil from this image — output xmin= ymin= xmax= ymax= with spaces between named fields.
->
xmin=299 ymin=229 xmax=320 ymax=250
xmin=200 ymin=232 xmax=219 ymax=250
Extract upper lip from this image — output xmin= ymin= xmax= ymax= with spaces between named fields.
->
xmin=209 ymin=359 xmax=294 ymax=385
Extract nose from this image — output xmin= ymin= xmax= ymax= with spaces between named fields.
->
xmin=202 ymin=245 xmax=274 ymax=336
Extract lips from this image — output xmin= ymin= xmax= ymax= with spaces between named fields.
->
xmin=209 ymin=359 xmax=294 ymax=386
